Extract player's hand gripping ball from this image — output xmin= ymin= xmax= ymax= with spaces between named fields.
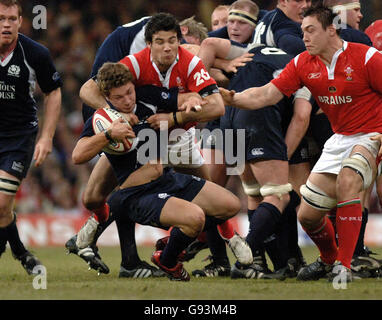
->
xmin=92 ymin=108 xmax=138 ymax=154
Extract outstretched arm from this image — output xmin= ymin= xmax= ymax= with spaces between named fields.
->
xmin=219 ymin=82 xmax=284 ymax=110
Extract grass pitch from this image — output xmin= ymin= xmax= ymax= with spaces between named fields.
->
xmin=1 ymin=245 xmax=382 ymax=301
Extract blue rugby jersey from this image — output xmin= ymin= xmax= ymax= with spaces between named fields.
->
xmin=0 ymin=33 xmax=62 ymax=137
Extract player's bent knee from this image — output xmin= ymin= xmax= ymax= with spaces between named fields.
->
xmin=300 ymin=180 xmax=336 ymax=211
xmin=341 ymin=152 xmax=373 ymax=190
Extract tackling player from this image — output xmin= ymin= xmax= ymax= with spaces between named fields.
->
xmin=73 ymin=62 xmax=242 ymax=281
xmin=218 ymin=5 xmax=382 ymax=282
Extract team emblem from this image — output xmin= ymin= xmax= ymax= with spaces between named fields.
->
xmin=7 ymin=65 xmax=20 ymax=77
xmin=344 ymin=66 xmax=354 ymax=81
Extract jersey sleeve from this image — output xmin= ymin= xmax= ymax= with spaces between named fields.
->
xmin=135 ymin=85 xmax=179 ymax=112
xmin=34 ymin=46 xmax=62 ymax=93
xmin=119 ymin=55 xmax=138 ymax=80
xmin=365 ymin=48 xmax=382 ymax=94
xmin=271 ymin=56 xmax=302 ymax=97
xmin=277 ymin=33 xmax=306 ymax=56
xmin=186 ymin=57 xmax=218 ymax=95
xmin=79 ymin=117 xmax=95 ymax=139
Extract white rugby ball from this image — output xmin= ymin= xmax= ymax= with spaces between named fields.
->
xmin=92 ymin=108 xmax=138 ymax=155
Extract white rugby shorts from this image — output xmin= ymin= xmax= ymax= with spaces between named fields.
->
xmin=312 ymin=132 xmax=380 ymax=175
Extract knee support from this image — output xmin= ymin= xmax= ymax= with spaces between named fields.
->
xmin=342 ymin=152 xmax=373 ymax=190
xmin=241 ymin=181 xmax=261 ymax=196
xmin=0 ymin=176 xmax=20 ymax=196
xmin=260 ymin=183 xmax=292 ymax=199
xmin=300 ymin=180 xmax=337 ymax=211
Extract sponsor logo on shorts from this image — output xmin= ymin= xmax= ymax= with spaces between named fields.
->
xmin=158 ymin=193 xmax=170 ymax=199
xmin=12 ymin=161 xmax=24 ymax=173
xmin=191 ymin=175 xmax=201 ymax=181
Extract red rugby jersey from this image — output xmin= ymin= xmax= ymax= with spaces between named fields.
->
xmin=119 ymin=46 xmax=216 ymax=129
xmin=272 ymin=41 xmax=382 ymax=135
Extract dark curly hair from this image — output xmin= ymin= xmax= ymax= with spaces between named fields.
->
xmin=144 ymin=12 xmax=182 ymax=43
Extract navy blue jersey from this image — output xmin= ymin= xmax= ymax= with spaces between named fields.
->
xmin=222 ymin=45 xmax=294 ymax=134
xmin=90 ymin=17 xmax=150 ymax=77
xmin=83 ymin=17 xmax=150 ymax=121
xmin=80 ymin=102 xmax=160 ymax=184
xmin=251 ymin=8 xmax=305 ymax=56
xmin=0 ymin=33 xmax=62 ymax=137
xmin=340 ymin=25 xmax=372 ymax=46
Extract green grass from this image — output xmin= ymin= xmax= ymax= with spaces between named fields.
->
xmin=1 ymin=245 xmax=382 ymax=300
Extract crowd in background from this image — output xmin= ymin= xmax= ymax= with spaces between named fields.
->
xmin=13 ymin=0 xmax=382 ymax=215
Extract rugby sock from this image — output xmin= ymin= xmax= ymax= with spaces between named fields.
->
xmin=0 ymin=225 xmax=7 ymax=255
xmin=247 ymin=208 xmax=256 ymax=222
xmin=264 ymin=232 xmax=287 ymax=270
xmin=336 ymin=198 xmax=362 ymax=268
xmin=303 ymin=215 xmax=338 ymax=265
xmin=92 ymin=202 xmax=110 ymax=223
xmin=206 ymin=226 xmax=229 ymax=264
xmin=116 ymin=216 xmax=141 ymax=269
xmin=285 ymin=190 xmax=301 ymax=259
xmin=217 ymin=220 xmax=235 ymax=241
xmin=245 ymin=202 xmax=282 ymax=257
xmin=4 ymin=213 xmax=27 ymax=257
xmin=160 ymin=227 xmax=195 ymax=268
xmin=353 ymin=208 xmax=368 ymax=256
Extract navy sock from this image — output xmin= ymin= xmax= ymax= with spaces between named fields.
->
xmin=206 ymin=226 xmax=229 ymax=264
xmin=203 ymin=216 xmax=226 ymax=232
xmin=246 ymin=202 xmax=282 ymax=257
xmin=285 ymin=190 xmax=300 ymax=259
xmin=247 ymin=209 xmax=256 ymax=222
xmin=4 ymin=214 xmax=26 ymax=257
xmin=160 ymin=227 xmax=196 ymax=268
xmin=354 ymin=208 xmax=369 ymax=256
xmin=115 ymin=216 xmax=140 ymax=269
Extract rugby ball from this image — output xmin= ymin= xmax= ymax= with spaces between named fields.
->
xmin=92 ymin=108 xmax=138 ymax=155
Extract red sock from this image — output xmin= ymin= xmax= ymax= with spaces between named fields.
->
xmin=92 ymin=202 xmax=110 ymax=223
xmin=303 ymin=215 xmax=338 ymax=265
xmin=217 ymin=220 xmax=235 ymax=241
xmin=336 ymin=198 xmax=362 ymax=268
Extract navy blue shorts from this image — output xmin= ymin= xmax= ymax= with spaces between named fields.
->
xmin=0 ymin=133 xmax=37 ymax=180
xmin=221 ymin=106 xmax=288 ymax=162
xmin=108 ymin=168 xmax=206 ymax=230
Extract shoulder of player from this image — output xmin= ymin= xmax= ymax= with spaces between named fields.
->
xmin=346 ymin=41 xmax=379 ymax=62
xmin=18 ymin=33 xmax=50 ymax=57
xmin=341 ymin=28 xmax=372 ymax=46
xmin=178 ymin=46 xmax=201 ymax=66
